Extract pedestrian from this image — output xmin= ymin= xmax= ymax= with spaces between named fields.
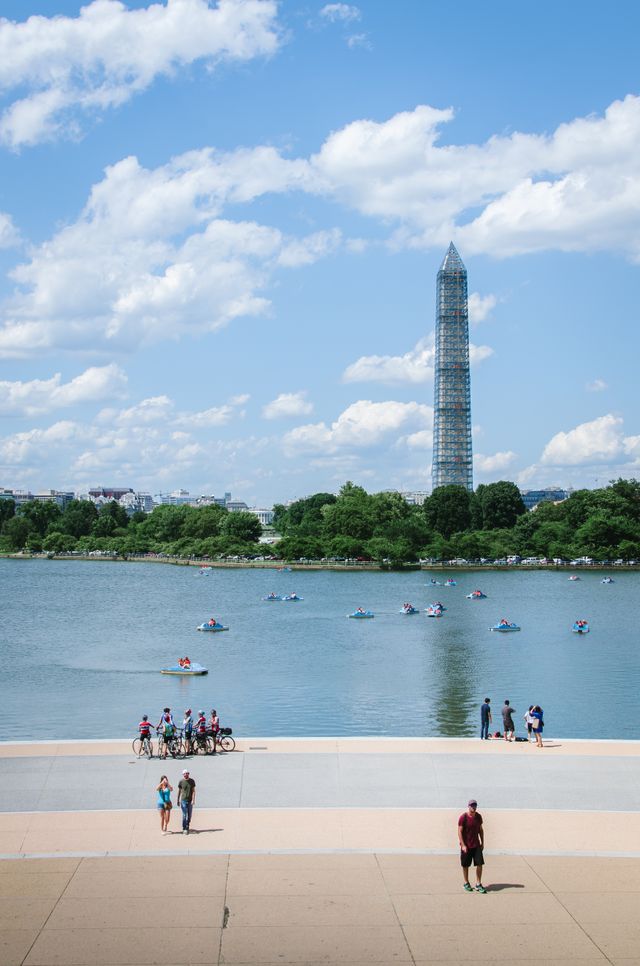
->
xmin=183 ymin=708 xmax=193 ymax=755
xmin=480 ymin=698 xmax=492 ymax=740
xmin=501 ymin=700 xmax=515 ymax=741
xmin=523 ymin=705 xmax=534 ymax=742
xmin=156 ymin=775 xmax=173 ymax=834
xmin=177 ymin=768 xmax=196 ymax=834
xmin=531 ymin=705 xmax=544 ymax=747
xmin=458 ymin=798 xmax=486 ymax=893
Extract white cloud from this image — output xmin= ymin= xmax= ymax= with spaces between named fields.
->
xmin=262 ymin=392 xmax=314 ymax=420
xmin=586 ymin=378 xmax=607 ymax=392
xmin=0 ymin=0 xmax=281 ymax=148
xmin=320 ymin=4 xmax=361 ymax=23
xmin=0 ymin=364 xmax=127 ymax=416
xmin=0 ymin=148 xmax=331 ymax=357
xmin=468 ymin=292 xmax=497 ymax=324
xmin=474 ymin=451 xmax=517 ymax=474
xmin=346 ymin=33 xmax=371 ymax=50
xmin=283 ymin=399 xmax=432 ymax=454
xmin=541 ymin=414 xmax=626 ymax=466
xmin=0 ymin=212 xmax=20 ymax=248
xmin=342 ymin=336 xmax=493 ymax=384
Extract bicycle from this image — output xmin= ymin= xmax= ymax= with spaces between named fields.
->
xmin=156 ymin=729 xmax=184 ymax=759
xmin=132 ymin=734 xmax=154 ymax=758
xmin=215 ymin=728 xmax=236 ymax=751
xmin=192 ymin=731 xmax=214 ymax=755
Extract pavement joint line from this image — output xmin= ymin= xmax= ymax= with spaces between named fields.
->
xmin=3 ymin=735 xmax=640 ymax=745
xmin=3 ymin=848 xmax=640 ymax=860
xmin=4 ymin=804 xmax=640 ymax=814
xmin=521 ymin=853 xmax=616 ymax=966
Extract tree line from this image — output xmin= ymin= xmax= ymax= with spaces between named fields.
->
xmin=1 ymin=478 xmax=639 ymax=563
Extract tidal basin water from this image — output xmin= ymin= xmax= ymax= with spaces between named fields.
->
xmin=1 ymin=558 xmax=638 ymax=741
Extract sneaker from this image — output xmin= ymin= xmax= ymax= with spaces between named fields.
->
xmin=475 ymin=884 xmax=487 ymax=894
xmin=183 ymin=829 xmax=188 ymax=835
xmin=463 ymin=882 xmax=473 ymax=892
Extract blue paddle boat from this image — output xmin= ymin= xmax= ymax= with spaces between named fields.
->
xmin=263 ymin=593 xmax=283 ymax=601
xmin=490 ymin=621 xmax=521 ymax=632
xmin=426 ymin=604 xmax=444 ymax=617
xmin=400 ymin=603 xmax=419 ymax=614
xmin=466 ymin=590 xmax=487 ymax=599
xmin=348 ymin=609 xmax=374 ymax=619
xmin=601 ymin=577 xmax=614 ymax=584
xmin=197 ymin=620 xmax=229 ymax=632
xmin=572 ymin=621 xmax=590 ymax=634
xmin=283 ymin=593 xmax=303 ymax=601
xmin=161 ymin=662 xmax=208 ymax=676
xmin=444 ymin=578 xmax=457 ymax=587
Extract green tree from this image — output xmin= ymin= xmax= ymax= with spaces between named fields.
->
xmin=43 ymin=532 xmax=77 ymax=553
xmin=0 ymin=498 xmax=15 ymax=528
xmin=221 ymin=512 xmax=262 ymax=543
xmin=96 ymin=500 xmax=129 ymax=529
xmin=3 ymin=516 xmax=30 ymax=550
xmin=17 ymin=500 xmax=62 ymax=537
xmin=423 ymin=485 xmax=473 ymax=538
xmin=59 ymin=500 xmax=99 ymax=537
xmin=183 ymin=504 xmax=227 ymax=540
xmin=322 ymin=483 xmax=375 ymax=541
xmin=475 ymin=481 xmax=526 ymax=530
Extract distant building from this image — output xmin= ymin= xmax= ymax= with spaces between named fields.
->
xmin=432 ymin=243 xmax=473 ymax=491
xmin=520 ymin=488 xmax=569 ymax=511
xmin=399 ymin=490 xmax=428 ymax=506
xmin=249 ymin=507 xmax=274 ymax=526
xmin=225 ymin=500 xmax=249 ymax=513
xmin=0 ymin=488 xmax=74 ymax=509
xmin=119 ymin=491 xmax=154 ymax=515
xmin=88 ymin=486 xmax=134 ymax=502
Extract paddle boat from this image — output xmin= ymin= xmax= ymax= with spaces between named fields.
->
xmin=197 ymin=619 xmax=229 ymax=632
xmin=277 ymin=566 xmax=292 ymax=572
xmin=466 ymin=590 xmax=487 ymax=599
xmin=568 ymin=575 xmax=580 ymax=581
xmin=572 ymin=620 xmax=590 ymax=634
xmin=161 ymin=661 xmax=208 ymax=676
xmin=283 ymin=593 xmax=303 ymax=601
xmin=426 ymin=604 xmax=444 ymax=617
xmin=490 ymin=620 xmax=521 ymax=632
xmin=348 ymin=609 xmax=374 ymax=619
xmin=400 ymin=603 xmax=419 ymax=614
xmin=444 ymin=578 xmax=457 ymax=587
xmin=263 ymin=592 xmax=283 ymax=601
xmin=601 ymin=577 xmax=614 ymax=584
xmin=427 ymin=578 xmax=441 ymax=586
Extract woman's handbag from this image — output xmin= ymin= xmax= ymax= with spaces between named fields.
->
xmin=164 ymin=801 xmax=172 ymax=810
xmin=531 ymin=718 xmax=540 ymax=731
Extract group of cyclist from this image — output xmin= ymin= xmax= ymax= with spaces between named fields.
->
xmin=136 ymin=705 xmax=230 ymax=758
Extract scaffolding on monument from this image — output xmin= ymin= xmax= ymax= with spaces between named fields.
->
xmin=432 ymin=243 xmax=473 ymax=491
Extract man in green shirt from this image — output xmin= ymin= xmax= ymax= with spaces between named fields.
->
xmin=177 ymin=769 xmax=196 ymax=834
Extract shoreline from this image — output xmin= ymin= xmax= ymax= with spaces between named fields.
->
xmin=3 ymin=552 xmax=639 ymax=572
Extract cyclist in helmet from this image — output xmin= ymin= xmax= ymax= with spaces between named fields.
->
xmin=209 ymin=709 xmax=220 ymax=751
xmin=156 ymin=707 xmax=176 ymax=759
xmin=138 ymin=715 xmax=152 ymax=739
xmin=196 ymin=710 xmax=207 ymax=735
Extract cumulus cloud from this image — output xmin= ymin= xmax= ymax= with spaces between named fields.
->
xmin=586 ymin=378 xmax=607 ymax=392
xmin=320 ymin=4 xmax=361 ymax=23
xmin=282 ymin=399 xmax=432 ymax=454
xmin=474 ymin=450 xmax=517 ymax=474
xmin=0 ymin=0 xmax=281 ymax=148
xmin=0 ymin=212 xmax=20 ymax=248
xmin=262 ymin=391 xmax=314 ymax=420
xmin=342 ymin=336 xmax=493 ymax=384
xmin=468 ymin=292 xmax=497 ymax=324
xmin=541 ymin=414 xmax=628 ymax=466
xmin=0 ymin=364 xmax=127 ymax=416
xmin=0 ymin=149 xmax=327 ymax=357
xmin=0 ymin=392 xmax=253 ymax=486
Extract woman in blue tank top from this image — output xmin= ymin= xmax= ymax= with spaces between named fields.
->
xmin=156 ymin=775 xmax=173 ymax=833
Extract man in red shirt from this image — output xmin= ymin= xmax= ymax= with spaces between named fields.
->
xmin=458 ymin=798 xmax=486 ymax=893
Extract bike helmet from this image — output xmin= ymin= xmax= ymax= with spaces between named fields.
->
xmin=198 ymin=710 xmax=205 ymax=716
xmin=185 ymin=708 xmax=191 ymax=714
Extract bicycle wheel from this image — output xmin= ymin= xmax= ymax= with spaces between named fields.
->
xmin=132 ymin=738 xmax=143 ymax=757
xmin=144 ymin=738 xmax=154 ymax=758
xmin=219 ymin=735 xmax=235 ymax=752
xmin=204 ymin=736 xmax=215 ymax=755
xmin=192 ymin=736 xmax=206 ymax=754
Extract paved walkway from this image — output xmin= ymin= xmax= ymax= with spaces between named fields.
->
xmin=1 ymin=739 xmax=638 ymax=964
xmin=2 ymin=853 xmax=640 ymax=965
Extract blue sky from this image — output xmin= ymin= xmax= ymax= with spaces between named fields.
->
xmin=0 ymin=0 xmax=639 ymax=505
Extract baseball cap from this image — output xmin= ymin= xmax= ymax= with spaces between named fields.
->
xmin=468 ymin=799 xmax=478 ymax=806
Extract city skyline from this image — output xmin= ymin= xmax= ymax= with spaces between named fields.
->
xmin=0 ymin=1 xmax=639 ymax=505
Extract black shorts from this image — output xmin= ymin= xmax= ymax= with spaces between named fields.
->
xmin=460 ymin=846 xmax=484 ymax=868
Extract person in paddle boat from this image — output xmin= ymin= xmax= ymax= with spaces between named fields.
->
xmin=208 ymin=618 xmax=217 ymax=627
xmin=356 ymin=607 xmax=365 ymax=614
xmin=267 ymin=592 xmax=277 ymax=600
xmin=499 ymin=618 xmax=510 ymax=627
